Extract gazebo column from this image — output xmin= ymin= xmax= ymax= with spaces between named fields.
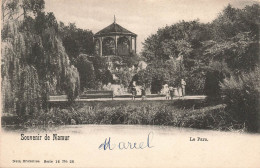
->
xmin=129 ymin=36 xmax=132 ymax=53
xmin=114 ymin=35 xmax=117 ymax=56
xmin=134 ymin=37 xmax=137 ymax=53
xmin=99 ymin=37 xmax=102 ymax=56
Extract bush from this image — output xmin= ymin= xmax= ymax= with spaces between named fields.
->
xmin=16 ymin=100 xmax=244 ymax=132
xmin=221 ymin=68 xmax=260 ymax=132
xmin=204 ymin=68 xmax=226 ymax=101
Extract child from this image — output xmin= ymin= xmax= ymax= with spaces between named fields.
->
xmin=165 ymin=85 xmax=170 ymax=100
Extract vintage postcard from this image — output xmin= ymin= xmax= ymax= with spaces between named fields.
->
xmin=1 ymin=0 xmax=260 ymax=167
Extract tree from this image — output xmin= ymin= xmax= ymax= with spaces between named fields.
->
xmin=21 ymin=0 xmax=45 ymax=17
xmin=141 ymin=4 xmax=259 ymax=95
xmin=133 ymin=59 xmax=181 ymax=93
xmin=59 ymin=22 xmax=94 ymax=63
xmin=122 ymin=52 xmax=141 ymax=67
xmin=1 ymin=0 xmax=81 ymax=117
xmin=17 ymin=65 xmax=41 ymax=116
xmin=102 ymin=70 xmax=113 ymax=85
xmin=2 ymin=0 xmax=19 ymax=22
xmin=114 ymin=67 xmax=134 ymax=88
xmin=75 ymin=54 xmax=96 ymax=91
xmin=204 ymin=32 xmax=258 ymax=73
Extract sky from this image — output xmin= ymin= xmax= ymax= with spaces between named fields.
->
xmin=44 ymin=0 xmax=259 ymax=53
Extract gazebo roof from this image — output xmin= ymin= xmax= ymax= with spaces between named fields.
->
xmin=94 ymin=22 xmax=137 ymax=37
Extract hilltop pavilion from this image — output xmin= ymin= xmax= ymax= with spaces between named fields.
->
xmin=93 ymin=17 xmax=137 ymax=56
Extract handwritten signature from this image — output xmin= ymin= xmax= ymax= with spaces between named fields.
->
xmin=98 ymin=132 xmax=154 ymax=150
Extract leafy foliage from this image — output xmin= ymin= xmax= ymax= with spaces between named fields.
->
xmin=1 ymin=0 xmax=80 ymax=117
xmin=141 ymin=4 xmax=259 ymax=95
xmin=75 ymin=54 xmax=96 ymax=91
xmin=25 ymin=101 xmax=242 ymax=132
xmin=114 ymin=67 xmax=135 ymax=88
xmin=221 ymin=68 xmax=260 ymax=132
xmin=59 ymin=22 xmax=94 ymax=63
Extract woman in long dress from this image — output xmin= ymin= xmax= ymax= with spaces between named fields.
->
xmin=131 ymin=86 xmax=136 ymax=100
xmin=169 ymin=86 xmax=174 ymax=100
xmin=141 ymin=86 xmax=146 ymax=100
xmin=165 ymin=85 xmax=170 ymax=100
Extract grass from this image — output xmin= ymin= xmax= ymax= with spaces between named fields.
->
xmin=2 ymin=99 xmax=245 ymax=132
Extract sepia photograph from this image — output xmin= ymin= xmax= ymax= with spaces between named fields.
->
xmin=1 ymin=0 xmax=260 ymax=167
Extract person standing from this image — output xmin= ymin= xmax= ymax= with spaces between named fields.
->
xmin=165 ymin=84 xmax=170 ymax=100
xmin=169 ymin=86 xmax=174 ymax=100
xmin=131 ymin=81 xmax=137 ymax=100
xmin=141 ymin=86 xmax=146 ymax=100
xmin=181 ymin=79 xmax=186 ymax=97
xmin=131 ymin=85 xmax=136 ymax=100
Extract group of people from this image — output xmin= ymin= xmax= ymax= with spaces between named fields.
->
xmin=165 ymin=86 xmax=174 ymax=100
xmin=130 ymin=79 xmax=186 ymax=100
xmin=165 ymin=79 xmax=186 ymax=99
xmin=131 ymin=82 xmax=146 ymax=100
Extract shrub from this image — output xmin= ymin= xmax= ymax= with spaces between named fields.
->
xmin=204 ymin=69 xmax=225 ymax=101
xmin=14 ymin=100 xmax=246 ymax=132
xmin=221 ymin=68 xmax=260 ymax=132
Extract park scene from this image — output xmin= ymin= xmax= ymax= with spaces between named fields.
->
xmin=1 ymin=0 xmax=260 ymax=133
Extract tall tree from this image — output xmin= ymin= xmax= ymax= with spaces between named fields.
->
xmin=59 ymin=22 xmax=94 ymax=64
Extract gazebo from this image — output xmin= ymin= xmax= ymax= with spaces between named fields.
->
xmin=93 ymin=17 xmax=137 ymax=56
